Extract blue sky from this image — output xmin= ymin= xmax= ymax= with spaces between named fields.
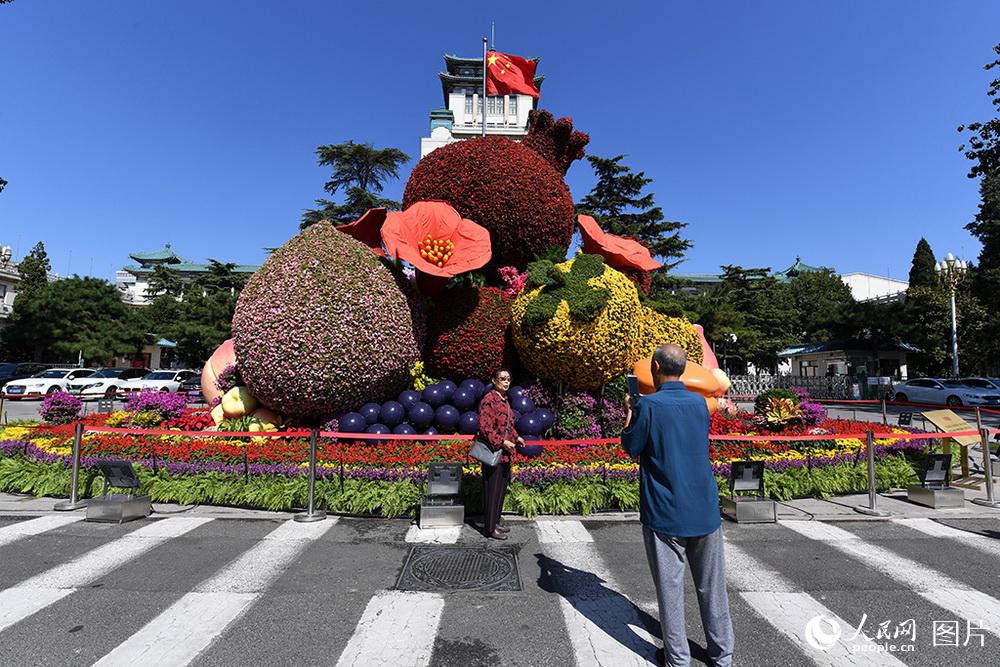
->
xmin=1 ymin=1 xmax=998 ymax=282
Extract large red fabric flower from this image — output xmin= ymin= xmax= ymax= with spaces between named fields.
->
xmin=382 ymin=201 xmax=492 ymax=277
xmin=336 ymin=208 xmax=387 ymax=256
xmin=577 ymin=214 xmax=662 ymax=272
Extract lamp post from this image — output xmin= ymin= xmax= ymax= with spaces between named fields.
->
xmin=722 ymin=333 xmax=737 ymax=375
xmin=935 ymin=252 xmax=967 ymax=377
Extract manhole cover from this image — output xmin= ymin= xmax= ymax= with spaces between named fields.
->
xmin=396 ymin=546 xmax=521 ymax=592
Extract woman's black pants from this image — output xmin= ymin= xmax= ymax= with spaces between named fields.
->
xmin=481 ymin=460 xmax=511 ymax=534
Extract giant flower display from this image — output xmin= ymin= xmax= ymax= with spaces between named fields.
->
xmin=381 ymin=201 xmax=492 ymax=294
xmin=232 ymin=222 xmax=424 ymax=418
xmin=577 ymin=214 xmax=662 ymax=295
xmin=403 ymin=135 xmax=577 ymax=270
xmin=424 ymin=286 xmax=515 ymax=382
xmin=634 ymin=307 xmax=704 ymax=366
xmin=510 ymin=254 xmax=644 ymax=389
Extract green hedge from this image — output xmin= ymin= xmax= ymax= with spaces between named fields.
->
xmin=0 ymin=454 xmax=921 ymax=517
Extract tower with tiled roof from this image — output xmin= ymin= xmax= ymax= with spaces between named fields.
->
xmin=420 ymin=53 xmax=544 ymax=157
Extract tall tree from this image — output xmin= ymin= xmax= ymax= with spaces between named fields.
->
xmin=714 ymin=266 xmax=797 ymax=373
xmin=144 ymin=264 xmax=184 ymax=299
xmin=2 ymin=277 xmax=147 ymax=363
xmin=577 ymin=154 xmax=690 ymax=269
xmin=15 ymin=241 xmax=51 ymax=301
xmin=301 ymin=141 xmax=410 ymax=229
xmin=957 ymin=43 xmax=1000 ymax=371
xmin=786 ymin=270 xmax=856 ymax=342
xmin=908 ymin=238 xmax=937 ymax=288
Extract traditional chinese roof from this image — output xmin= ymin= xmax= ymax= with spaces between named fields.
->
xmin=129 ymin=244 xmax=182 ymax=264
xmin=778 ymin=339 xmax=922 ymax=357
xmin=773 ymin=256 xmax=830 ymax=282
xmin=124 ymin=262 xmax=258 ymax=275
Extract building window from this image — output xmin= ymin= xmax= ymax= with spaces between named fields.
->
xmin=508 ymin=96 xmax=517 ymax=116
xmin=487 ymin=95 xmax=503 ymax=115
xmin=465 ymin=94 xmax=473 ymax=115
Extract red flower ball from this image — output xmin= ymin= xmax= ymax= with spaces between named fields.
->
xmin=424 ymin=286 xmax=516 ymax=382
xmin=403 ymin=136 xmax=576 ymax=270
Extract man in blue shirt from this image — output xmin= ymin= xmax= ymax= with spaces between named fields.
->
xmin=622 ymin=344 xmax=733 ymax=667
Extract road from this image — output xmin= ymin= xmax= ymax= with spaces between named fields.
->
xmin=1 ymin=511 xmax=999 ymax=665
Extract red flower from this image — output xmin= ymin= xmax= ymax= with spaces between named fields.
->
xmin=577 ymin=215 xmax=662 ymax=273
xmin=382 ymin=201 xmax=492 ymax=277
xmin=335 ymin=208 xmax=387 ymax=256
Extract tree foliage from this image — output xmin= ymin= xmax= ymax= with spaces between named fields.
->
xmin=301 ymin=141 xmax=410 ymax=229
xmin=2 ymin=277 xmax=147 ymax=364
xmin=144 ymin=264 xmax=184 ymax=299
xmin=786 ymin=270 xmax=856 ymax=342
xmin=908 ymin=238 xmax=937 ymax=288
xmin=577 ymin=155 xmax=690 ymax=269
xmin=15 ymin=241 xmax=51 ymax=301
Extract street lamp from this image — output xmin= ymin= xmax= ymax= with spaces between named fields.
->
xmin=722 ymin=332 xmax=737 ymax=375
xmin=935 ymin=252 xmax=967 ymax=377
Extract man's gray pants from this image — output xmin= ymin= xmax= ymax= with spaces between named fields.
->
xmin=642 ymin=525 xmax=734 ymax=666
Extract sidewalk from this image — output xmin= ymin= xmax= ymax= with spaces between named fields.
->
xmin=4 ymin=485 xmax=1000 ymax=521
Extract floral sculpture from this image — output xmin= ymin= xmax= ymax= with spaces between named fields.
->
xmin=381 ymin=200 xmax=492 ymax=295
xmin=402 ymin=135 xmax=578 ymax=270
xmin=577 ymin=214 xmax=662 ymax=295
xmin=335 ymin=207 xmax=387 ymax=256
xmin=424 ymin=286 xmax=515 ymax=382
xmin=510 ymin=254 xmax=644 ymax=389
xmin=633 ymin=308 xmax=704 ymax=366
xmin=232 ymin=222 xmax=425 ymax=418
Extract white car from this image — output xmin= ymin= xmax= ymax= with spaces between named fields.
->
xmin=69 ymin=367 xmax=151 ymax=399
xmin=125 ymin=369 xmax=199 ymax=393
xmin=2 ymin=368 xmax=96 ymax=400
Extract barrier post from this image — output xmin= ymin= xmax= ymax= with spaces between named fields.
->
xmin=881 ymin=399 xmax=888 ymax=425
xmin=854 ymin=429 xmax=892 ymax=517
xmin=295 ymin=429 xmax=326 ymax=523
xmin=972 ymin=428 xmax=1000 ymax=508
xmin=54 ymin=422 xmax=88 ymax=511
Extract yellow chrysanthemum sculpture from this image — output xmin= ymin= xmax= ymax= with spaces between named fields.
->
xmin=511 ymin=254 xmax=707 ymax=390
xmin=510 ymin=254 xmax=645 ymax=389
xmin=634 ymin=307 xmax=704 ymax=366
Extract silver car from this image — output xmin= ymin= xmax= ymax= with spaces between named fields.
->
xmin=894 ymin=378 xmax=1000 ymax=407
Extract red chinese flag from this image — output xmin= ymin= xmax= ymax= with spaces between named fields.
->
xmin=486 ymin=50 xmax=539 ymax=98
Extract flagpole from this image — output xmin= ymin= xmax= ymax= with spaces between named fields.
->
xmin=481 ymin=36 xmax=488 ymax=137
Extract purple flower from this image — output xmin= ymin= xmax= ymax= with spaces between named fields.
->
xmin=40 ymin=392 xmax=83 ymax=424
xmin=124 ymin=390 xmax=189 ymax=419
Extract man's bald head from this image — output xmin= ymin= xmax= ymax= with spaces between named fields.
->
xmin=652 ymin=344 xmax=687 ymax=379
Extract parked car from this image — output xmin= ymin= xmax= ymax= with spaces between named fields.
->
xmin=176 ymin=374 xmax=204 ymax=401
xmin=2 ymin=368 xmax=96 ymax=400
xmin=959 ymin=377 xmax=1000 ymax=392
xmin=0 ymin=362 xmax=54 ymax=386
xmin=125 ymin=369 xmax=199 ymax=393
xmin=69 ymin=367 xmax=151 ymax=399
xmin=893 ymin=378 xmax=1000 ymax=407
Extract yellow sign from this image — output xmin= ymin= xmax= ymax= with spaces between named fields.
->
xmin=922 ymin=410 xmax=980 ymax=446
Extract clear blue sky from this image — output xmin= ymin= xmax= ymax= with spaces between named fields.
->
xmin=2 ymin=1 xmax=998 ymax=282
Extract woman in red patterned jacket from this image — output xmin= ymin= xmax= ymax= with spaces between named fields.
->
xmin=477 ymin=368 xmax=523 ymax=540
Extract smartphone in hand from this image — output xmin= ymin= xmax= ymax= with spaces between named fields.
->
xmin=626 ymin=374 xmax=640 ymax=402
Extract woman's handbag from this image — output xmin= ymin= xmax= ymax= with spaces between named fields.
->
xmin=469 ymin=440 xmax=502 ymax=467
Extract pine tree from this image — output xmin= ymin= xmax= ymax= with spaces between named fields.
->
xmin=577 ymin=155 xmax=690 ymax=270
xmin=15 ymin=241 xmax=51 ymax=301
xmin=908 ymin=238 xmax=937 ymax=288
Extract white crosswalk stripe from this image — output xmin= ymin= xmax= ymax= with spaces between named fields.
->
xmin=335 ymin=591 xmax=444 ymax=667
xmin=893 ymin=517 xmax=1000 ymax=558
xmin=0 ymin=517 xmax=212 ymax=633
xmin=535 ymin=519 xmax=660 ymax=666
xmin=93 ymin=518 xmax=337 ymax=666
xmin=782 ymin=520 xmax=1000 ymax=639
xmin=0 ymin=514 xmax=84 ymax=548
xmin=725 ymin=539 xmax=906 ymax=666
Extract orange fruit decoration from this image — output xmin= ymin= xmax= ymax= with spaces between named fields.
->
xmin=632 ymin=357 xmax=726 ymax=414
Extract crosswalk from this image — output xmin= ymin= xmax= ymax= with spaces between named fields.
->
xmin=1 ymin=512 xmax=1000 ymax=666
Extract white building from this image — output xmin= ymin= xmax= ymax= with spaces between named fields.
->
xmin=419 ymin=54 xmax=542 ymax=157
xmin=840 ymin=272 xmax=908 ymax=303
xmin=0 ymin=245 xmax=17 ymax=331
xmin=115 ymin=244 xmax=258 ymax=306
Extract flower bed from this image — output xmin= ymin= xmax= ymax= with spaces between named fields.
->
xmin=0 ymin=406 xmax=932 ymax=516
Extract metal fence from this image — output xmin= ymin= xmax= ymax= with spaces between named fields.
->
xmin=729 ymin=375 xmax=865 ymax=400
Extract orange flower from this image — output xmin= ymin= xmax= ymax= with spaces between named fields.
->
xmin=335 ymin=208 xmax=387 ymax=256
xmin=382 ymin=201 xmax=492 ymax=278
xmin=577 ymin=214 xmax=662 ymax=273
